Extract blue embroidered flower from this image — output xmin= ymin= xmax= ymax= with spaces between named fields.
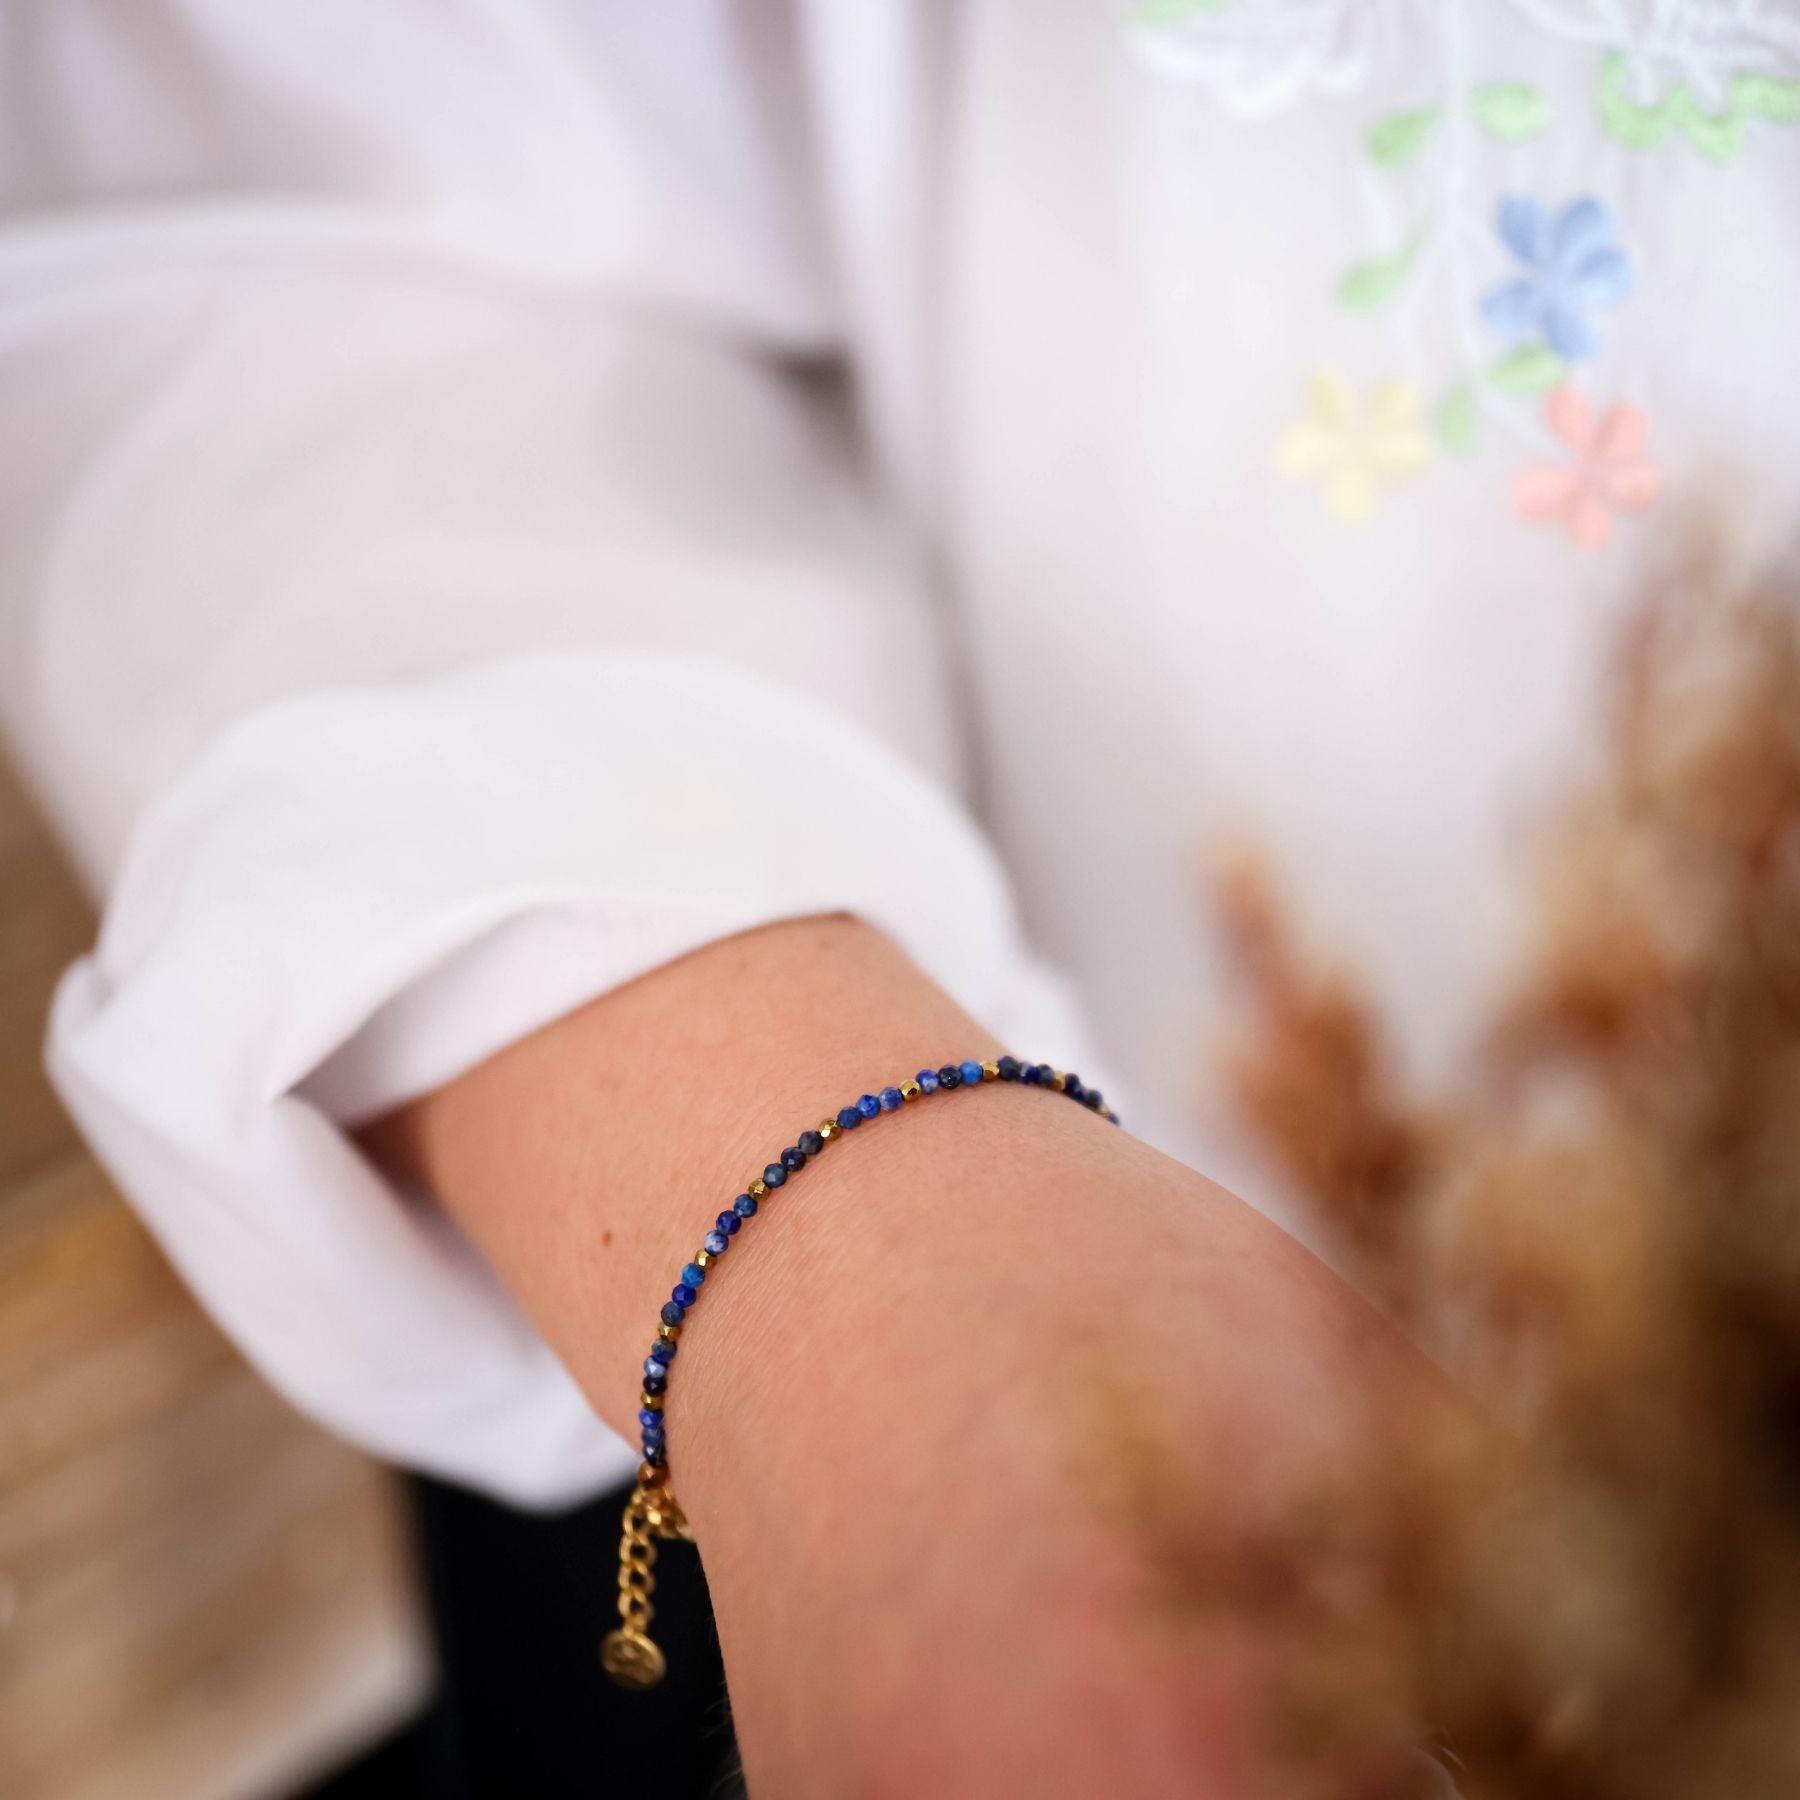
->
xmin=1479 ymin=196 xmax=1635 ymax=363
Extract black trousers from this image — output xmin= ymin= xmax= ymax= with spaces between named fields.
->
xmin=308 ymin=1475 xmax=739 ymax=1798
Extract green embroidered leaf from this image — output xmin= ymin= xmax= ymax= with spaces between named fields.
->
xmin=1470 ymin=83 xmax=1549 ymax=140
xmin=1367 ymin=107 xmax=1439 ymax=168
xmin=1596 ymin=53 xmax=1668 ymax=149
xmin=1670 ymin=91 xmax=1744 ymax=162
xmin=1488 ymin=345 xmax=1565 ymax=395
xmin=1337 ymin=239 xmax=1422 ymax=313
xmin=1739 ymin=73 xmax=1800 ymax=124
xmin=1435 ymin=383 xmax=1479 ymax=457
xmin=1135 ymin=0 xmax=1225 ymax=23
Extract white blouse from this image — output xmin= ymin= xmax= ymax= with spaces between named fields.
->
xmin=4 ymin=0 xmax=1797 ymax=1505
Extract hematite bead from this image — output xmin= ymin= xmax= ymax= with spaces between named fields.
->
xmin=960 ymin=1060 xmax=983 ymax=1086
xmin=734 ymin=1193 xmax=758 ymax=1219
xmin=900 ymin=1079 xmax=922 ymax=1101
xmin=640 ymin=1393 xmax=663 ymax=1413
xmin=749 ymin=1178 xmax=770 ymax=1200
xmin=856 ymin=1093 xmax=881 ymax=1119
xmin=643 ymin=1369 xmax=667 ymax=1395
xmin=681 ymin=1262 xmax=706 ymax=1288
xmin=798 ymin=1130 xmax=824 ymax=1156
xmin=879 ymin=1086 xmax=903 ymax=1111
xmin=661 ymin=1301 xmax=686 ymax=1326
xmin=997 ymin=1055 xmax=1021 ymax=1080
xmin=780 ymin=1146 xmax=806 ymax=1171
xmin=716 ymin=1210 xmax=741 ymax=1236
xmin=938 ymin=1064 xmax=963 ymax=1089
xmin=672 ymin=1283 xmax=697 ymax=1307
xmin=704 ymin=1230 xmax=729 ymax=1255
xmin=836 ymin=1105 xmax=862 ymax=1130
xmin=916 ymin=1068 xmax=940 ymax=1093
xmin=695 ymin=1248 xmax=714 ymax=1268
xmin=638 ymin=1408 xmax=664 ymax=1431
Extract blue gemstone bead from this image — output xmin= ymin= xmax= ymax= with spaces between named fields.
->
xmin=672 ymin=1283 xmax=697 ymax=1307
xmin=780 ymin=1145 xmax=806 ymax=1171
xmin=879 ymin=1086 xmax=903 ymax=1112
xmin=649 ymin=1339 xmax=676 ymax=1363
xmin=960 ymin=1059 xmax=984 ymax=1086
xmin=1064 ymin=1073 xmax=1084 ymax=1101
xmin=916 ymin=1068 xmax=940 ymax=1093
xmin=643 ymin=1369 xmax=667 ymax=1395
xmin=763 ymin=1163 xmax=787 ymax=1188
xmin=642 ymin=1424 xmax=664 ymax=1445
xmin=836 ymin=1105 xmax=862 ymax=1129
xmin=938 ymin=1064 xmax=963 ymax=1089
xmin=661 ymin=1301 xmax=686 ymax=1326
xmin=1035 ymin=1064 xmax=1057 ymax=1086
xmin=681 ymin=1262 xmax=706 ymax=1288
xmin=643 ymin=1443 xmax=665 ymax=1465
xmin=798 ymin=1130 xmax=824 ymax=1156
xmin=734 ymin=1193 xmax=758 ymax=1219
xmin=855 ymin=1093 xmax=880 ymax=1119
xmin=704 ymin=1230 xmax=729 ymax=1255
xmin=638 ymin=1408 xmax=663 ymax=1431
xmin=1020 ymin=1063 xmax=1041 ymax=1085
xmin=717 ymin=1210 xmax=741 ymax=1236
xmin=997 ymin=1055 xmax=1021 ymax=1081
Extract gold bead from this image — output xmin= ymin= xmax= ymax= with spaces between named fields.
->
xmin=637 ymin=1460 xmax=667 ymax=1487
xmin=640 ymin=1391 xmax=664 ymax=1411
xmin=695 ymin=1248 xmax=714 ymax=1268
xmin=748 ymin=1178 xmax=769 ymax=1199
xmin=981 ymin=1060 xmax=1000 ymax=1081
xmin=658 ymin=1322 xmax=681 ymax=1342
xmin=899 ymin=1079 xmax=922 ymax=1102
xmin=1050 ymin=1070 xmax=1067 ymax=1091
xmin=818 ymin=1118 xmax=840 ymax=1140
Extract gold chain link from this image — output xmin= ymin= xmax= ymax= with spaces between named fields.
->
xmin=600 ymin=1472 xmax=691 ymax=1688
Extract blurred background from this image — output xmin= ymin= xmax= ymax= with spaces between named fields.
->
xmin=0 ymin=751 xmax=429 ymax=1800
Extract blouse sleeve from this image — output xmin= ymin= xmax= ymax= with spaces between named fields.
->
xmin=0 ymin=1 xmax=1090 ymax=1506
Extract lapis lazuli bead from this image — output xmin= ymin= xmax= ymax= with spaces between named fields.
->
xmin=643 ymin=1443 xmax=665 ymax=1465
xmin=643 ymin=1369 xmax=667 ymax=1395
xmin=1035 ymin=1064 xmax=1057 ymax=1086
xmin=661 ymin=1301 xmax=686 ymax=1326
xmin=960 ymin=1060 xmax=983 ymax=1086
xmin=672 ymin=1283 xmax=697 ymax=1307
xmin=734 ymin=1193 xmax=758 ymax=1219
xmin=938 ymin=1064 xmax=963 ymax=1089
xmin=681 ymin=1262 xmax=706 ymax=1288
xmin=717 ymin=1210 xmax=741 ymax=1236
xmin=763 ymin=1162 xmax=787 ymax=1188
xmin=704 ymin=1230 xmax=729 ymax=1255
xmin=798 ymin=1130 xmax=824 ymax=1156
xmin=1064 ymin=1073 xmax=1084 ymax=1101
xmin=917 ymin=1068 xmax=940 ymax=1093
xmin=781 ymin=1145 xmax=806 ymax=1171
xmin=1020 ymin=1063 xmax=1041 ymax=1085
xmin=855 ymin=1093 xmax=880 ymax=1119
xmin=836 ymin=1105 xmax=862 ymax=1129
xmin=642 ymin=1423 xmax=664 ymax=1445
xmin=997 ymin=1055 xmax=1021 ymax=1081
xmin=638 ymin=1408 xmax=663 ymax=1431
xmin=649 ymin=1338 xmax=676 ymax=1363
xmin=879 ymin=1086 xmax=903 ymax=1111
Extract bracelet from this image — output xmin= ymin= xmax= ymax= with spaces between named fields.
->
xmin=600 ymin=1054 xmax=1119 ymax=1689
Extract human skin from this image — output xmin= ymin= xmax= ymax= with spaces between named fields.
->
xmin=360 ymin=915 xmax=1435 ymax=1797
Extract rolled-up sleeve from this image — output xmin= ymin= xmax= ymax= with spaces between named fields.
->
xmin=0 ymin=2 xmax=1090 ymax=1505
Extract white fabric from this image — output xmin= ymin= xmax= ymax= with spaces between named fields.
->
xmin=2 ymin=0 xmax=1796 ymax=1504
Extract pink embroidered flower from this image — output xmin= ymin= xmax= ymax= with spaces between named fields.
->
xmin=1512 ymin=385 xmax=1660 ymax=552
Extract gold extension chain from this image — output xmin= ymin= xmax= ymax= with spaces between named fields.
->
xmin=600 ymin=1472 xmax=691 ymax=1688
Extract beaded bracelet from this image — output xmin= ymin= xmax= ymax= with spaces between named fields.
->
xmin=600 ymin=1054 xmax=1118 ymax=1689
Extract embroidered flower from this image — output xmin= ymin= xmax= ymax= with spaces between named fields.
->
xmin=1480 ymin=196 xmax=1634 ymax=364
xmin=1129 ymin=0 xmax=1400 ymax=119
xmin=1512 ymin=385 xmax=1660 ymax=552
xmin=1276 ymin=376 xmax=1433 ymax=520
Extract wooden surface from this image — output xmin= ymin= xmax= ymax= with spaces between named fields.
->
xmin=0 ymin=756 xmax=430 ymax=1800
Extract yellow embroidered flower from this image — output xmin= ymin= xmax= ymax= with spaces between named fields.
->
xmin=1275 ymin=376 xmax=1433 ymax=520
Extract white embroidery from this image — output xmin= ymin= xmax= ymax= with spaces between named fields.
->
xmin=1128 ymin=0 xmax=1413 ymax=119
xmin=1505 ymin=0 xmax=1800 ymax=110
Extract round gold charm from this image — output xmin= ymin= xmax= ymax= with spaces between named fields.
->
xmin=601 ymin=1628 xmax=667 ymax=1690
